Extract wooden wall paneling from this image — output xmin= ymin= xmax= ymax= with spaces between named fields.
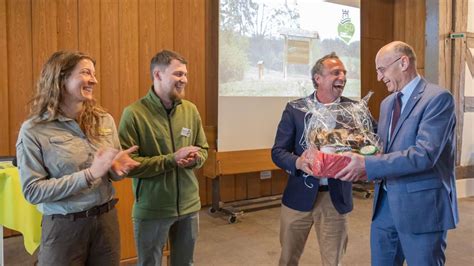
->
xmin=247 ymin=172 xmax=261 ymax=199
xmin=173 ymin=0 xmax=208 ymax=208
xmin=173 ymin=0 xmax=206 ymax=117
xmin=402 ymin=0 xmax=416 ymax=50
xmin=3 ymin=228 xmax=19 ymax=237
xmin=204 ymin=174 xmax=234 ymax=206
xmin=200 ymin=126 xmax=216 ymax=204
xmin=204 ymin=126 xmax=217 ymax=149
xmin=413 ymin=0 xmax=425 ymax=70
xmin=360 ymin=0 xmax=394 ymax=120
xmin=138 ymin=0 xmax=156 ymax=97
xmin=234 ymin=173 xmax=247 ymax=200
xmin=220 ymin=174 xmax=236 ymax=202
xmin=214 ymin=149 xmax=277 ymax=175
xmin=78 ymin=0 xmax=102 ymax=104
xmin=99 ymin=0 xmax=120 ymax=121
xmin=32 ymin=0 xmax=58 ymax=87
xmin=100 ymin=0 xmax=136 ymax=259
xmin=205 ymin=0 xmax=218 ymax=127
xmin=0 ymin=0 xmax=9 ymax=155
xmin=115 ymin=0 xmax=139 ymax=260
xmin=394 ymin=0 xmax=425 ymax=70
xmin=437 ymin=0 xmax=453 ymax=89
xmin=119 ymin=0 xmax=139 ymax=107
xmin=417 ymin=68 xmax=425 ymax=76
xmin=188 ymin=0 xmax=206 ymax=118
xmin=114 ymin=178 xmax=136 ymax=260
xmin=260 ymin=176 xmax=272 ymax=197
xmin=361 ymin=0 xmax=393 ymax=41
xmin=271 ymin=169 xmax=287 ymax=195
xmin=7 ymin=0 xmax=33 ymax=153
xmin=182 ymin=0 xmax=208 ymax=204
xmin=202 ymin=126 xmax=217 ymax=205
xmin=360 ymin=0 xmax=370 ymax=38
xmin=172 ymin=0 xmax=189 ymax=57
xmin=57 ymin=0 xmax=78 ymax=50
xmin=156 ymin=0 xmax=174 ymax=50
xmin=361 ymin=38 xmax=392 ymax=119
xmin=196 ymin=168 xmax=208 ymax=204
xmin=393 ymin=0 xmax=406 ymax=41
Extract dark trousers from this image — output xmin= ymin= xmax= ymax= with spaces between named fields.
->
xmin=39 ymin=208 xmax=120 ymax=266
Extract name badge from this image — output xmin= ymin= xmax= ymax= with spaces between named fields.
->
xmin=98 ymin=127 xmax=112 ymax=136
xmin=181 ymin=127 xmax=191 ymax=137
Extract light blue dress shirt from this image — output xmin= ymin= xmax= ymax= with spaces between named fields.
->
xmin=388 ymin=75 xmax=421 ymax=141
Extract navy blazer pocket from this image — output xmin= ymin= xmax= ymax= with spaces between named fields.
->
xmin=406 ymin=178 xmax=442 ymax=193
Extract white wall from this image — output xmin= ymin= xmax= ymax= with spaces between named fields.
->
xmin=468 ymin=0 xmax=474 ymax=32
xmin=218 ymin=96 xmax=295 ymax=152
xmin=460 ymin=2 xmax=474 ymax=167
xmin=460 ymin=50 xmax=474 ymax=166
xmin=461 ymin=112 xmax=474 ymax=166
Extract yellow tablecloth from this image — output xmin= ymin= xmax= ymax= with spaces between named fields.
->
xmin=0 ymin=162 xmax=41 ymax=254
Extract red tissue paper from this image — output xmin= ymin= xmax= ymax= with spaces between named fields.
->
xmin=311 ymin=151 xmax=351 ymax=178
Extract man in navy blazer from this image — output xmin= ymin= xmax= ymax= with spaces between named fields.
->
xmin=336 ymin=41 xmax=459 ymax=266
xmin=272 ymin=53 xmax=354 ymax=266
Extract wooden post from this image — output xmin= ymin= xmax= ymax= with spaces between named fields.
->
xmin=447 ymin=0 xmax=468 ymax=166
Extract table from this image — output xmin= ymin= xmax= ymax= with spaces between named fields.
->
xmin=0 ymin=161 xmax=42 ymax=263
xmin=203 ymin=149 xmax=282 ymax=223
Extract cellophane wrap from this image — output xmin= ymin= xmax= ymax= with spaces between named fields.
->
xmin=289 ymin=92 xmax=380 ymax=187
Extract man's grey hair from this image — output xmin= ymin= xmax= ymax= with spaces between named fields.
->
xmin=310 ymin=52 xmax=340 ymax=88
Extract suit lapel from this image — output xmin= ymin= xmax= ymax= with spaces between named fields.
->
xmin=387 ymin=79 xmax=426 ymax=151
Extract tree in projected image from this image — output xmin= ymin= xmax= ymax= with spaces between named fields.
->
xmin=219 ymin=31 xmax=250 ymax=83
xmin=220 ymin=0 xmax=300 ymax=38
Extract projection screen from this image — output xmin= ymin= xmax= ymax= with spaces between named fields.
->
xmin=218 ymin=0 xmax=361 ymax=152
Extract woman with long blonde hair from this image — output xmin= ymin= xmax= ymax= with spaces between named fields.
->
xmin=16 ymin=50 xmax=139 ymax=265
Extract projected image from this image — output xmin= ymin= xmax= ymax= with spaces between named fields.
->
xmin=219 ymin=0 xmax=361 ymax=98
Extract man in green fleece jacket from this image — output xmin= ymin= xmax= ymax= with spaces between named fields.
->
xmin=118 ymin=50 xmax=208 ymax=266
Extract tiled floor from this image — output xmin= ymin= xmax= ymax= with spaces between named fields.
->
xmin=4 ymin=196 xmax=474 ymax=265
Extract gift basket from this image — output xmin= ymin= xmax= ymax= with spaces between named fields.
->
xmin=290 ymin=92 xmax=381 ymax=188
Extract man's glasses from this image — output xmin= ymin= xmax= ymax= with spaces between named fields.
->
xmin=376 ymin=57 xmax=402 ymax=75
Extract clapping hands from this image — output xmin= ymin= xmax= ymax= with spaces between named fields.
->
xmin=174 ymin=146 xmax=201 ymax=168
xmin=89 ymin=146 xmax=140 ymax=182
xmin=111 ymin=145 xmax=140 ymax=176
xmin=89 ymin=148 xmax=120 ymax=178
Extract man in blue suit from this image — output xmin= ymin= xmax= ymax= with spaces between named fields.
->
xmin=336 ymin=41 xmax=459 ymax=266
xmin=272 ymin=52 xmax=354 ymax=266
